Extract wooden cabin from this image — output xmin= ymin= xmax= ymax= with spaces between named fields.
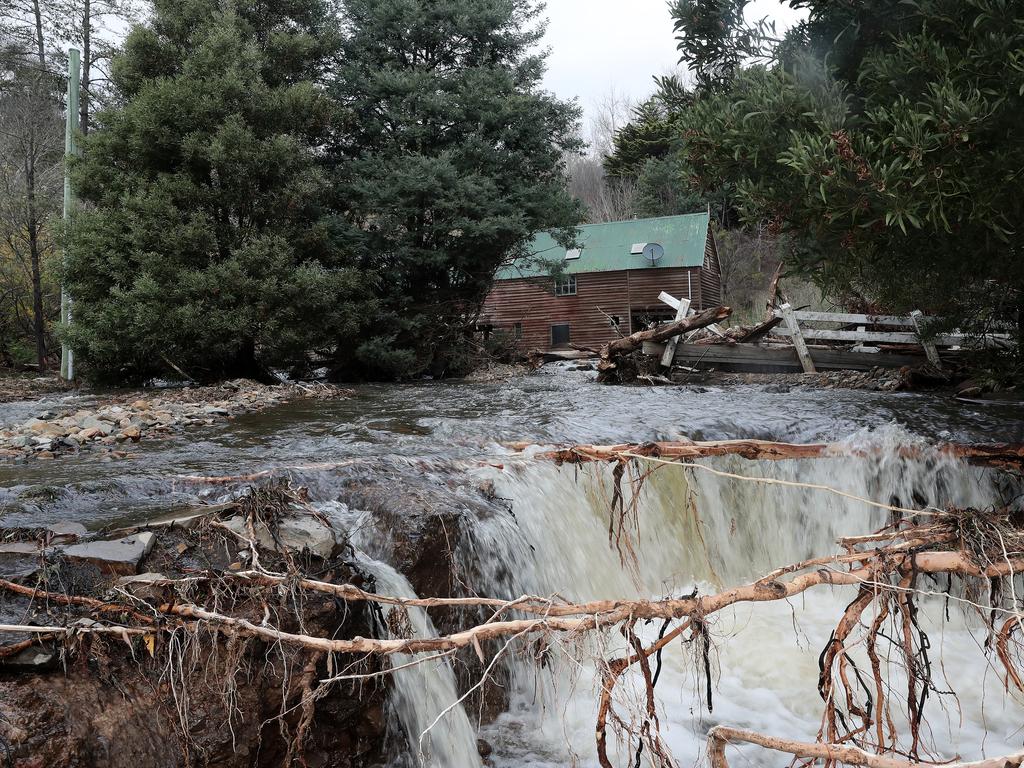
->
xmin=481 ymin=212 xmax=721 ymax=351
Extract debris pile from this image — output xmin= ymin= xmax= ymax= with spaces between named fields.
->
xmin=0 ymin=482 xmax=387 ymax=767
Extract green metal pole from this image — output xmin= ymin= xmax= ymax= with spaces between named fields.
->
xmin=61 ymin=48 xmax=81 ymax=382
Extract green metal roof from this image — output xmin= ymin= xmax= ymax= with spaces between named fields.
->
xmin=497 ymin=211 xmax=710 ymax=280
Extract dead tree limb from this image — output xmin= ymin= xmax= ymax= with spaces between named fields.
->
xmin=707 ymin=726 xmax=1024 ymax=768
xmin=597 ymin=306 xmax=732 ymax=383
xmin=519 ymin=439 xmax=1024 ymax=471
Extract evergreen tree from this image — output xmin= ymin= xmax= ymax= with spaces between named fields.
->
xmin=604 ymin=98 xmax=677 ymax=179
xmin=64 ymin=0 xmax=371 ymax=382
xmin=330 ymin=0 xmax=582 ymax=377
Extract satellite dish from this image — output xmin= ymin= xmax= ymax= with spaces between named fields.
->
xmin=642 ymin=243 xmax=664 ymax=264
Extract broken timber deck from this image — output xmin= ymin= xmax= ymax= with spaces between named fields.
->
xmin=662 ymin=342 xmax=930 ymax=373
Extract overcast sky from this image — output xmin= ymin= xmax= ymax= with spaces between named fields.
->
xmin=540 ymin=0 xmax=807 ymax=136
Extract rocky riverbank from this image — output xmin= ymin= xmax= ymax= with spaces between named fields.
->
xmin=0 ymin=379 xmax=350 ymax=461
xmin=703 ymin=368 xmax=906 ymax=391
xmin=0 ymin=482 xmax=390 ymax=767
xmin=0 ymin=371 xmax=70 ymax=403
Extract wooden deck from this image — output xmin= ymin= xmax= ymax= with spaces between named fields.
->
xmin=662 ymin=342 xmax=930 ymax=373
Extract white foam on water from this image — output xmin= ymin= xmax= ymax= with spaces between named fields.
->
xmin=457 ymin=428 xmax=1024 ymax=767
xmin=358 ymin=555 xmax=483 ymax=768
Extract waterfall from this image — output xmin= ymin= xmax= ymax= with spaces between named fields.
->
xmin=359 ymin=556 xmax=483 ymax=768
xmin=456 ymin=427 xmax=1024 ymax=767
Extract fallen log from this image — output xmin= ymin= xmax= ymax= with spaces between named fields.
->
xmin=733 ymin=315 xmax=783 ymax=343
xmin=707 ymin=726 xmax=1024 ymax=768
xmin=597 ymin=306 xmax=732 ymax=383
xmin=517 ymin=438 xmax=1024 ymax=471
xmin=602 ymin=306 xmax=732 ymax=358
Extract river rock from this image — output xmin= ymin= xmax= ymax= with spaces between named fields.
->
xmin=26 ymin=419 xmax=64 ymax=437
xmin=120 ymin=426 xmax=142 ymax=442
xmin=0 ymin=644 xmax=58 ymax=671
xmin=222 ymin=514 xmax=341 ymax=559
xmin=80 ymin=416 xmax=114 ymax=436
xmin=60 ymin=532 xmax=156 ymax=576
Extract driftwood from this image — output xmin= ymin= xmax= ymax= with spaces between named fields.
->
xmin=707 ymin=727 xmax=1024 ymax=768
xmin=601 ymin=306 xmax=732 ymax=358
xmin=597 ymin=306 xmax=732 ymax=383
xmin=519 ymin=438 xmax=1024 ymax=471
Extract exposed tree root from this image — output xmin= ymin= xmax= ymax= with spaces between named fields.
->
xmin=707 ymin=726 xmax=1024 ymax=768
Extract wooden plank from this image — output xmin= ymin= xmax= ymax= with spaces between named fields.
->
xmin=658 ymin=291 xmax=681 ymax=311
xmin=775 ymin=310 xmax=917 ymax=327
xmin=671 ymin=343 xmax=928 ymax=373
xmin=911 ymin=309 xmax=942 ymax=369
xmin=769 ymin=327 xmax=973 ymax=346
xmin=660 ymin=297 xmax=691 ymax=368
xmin=780 ymin=303 xmax=816 ymax=373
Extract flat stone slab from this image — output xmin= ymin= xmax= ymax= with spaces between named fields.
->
xmin=0 ymin=542 xmax=43 ymax=556
xmin=222 ymin=514 xmax=340 ymax=559
xmin=60 ymin=532 xmax=156 ymax=576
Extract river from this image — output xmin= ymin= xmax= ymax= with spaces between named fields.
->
xmin=2 ymin=366 xmax=1023 ymax=766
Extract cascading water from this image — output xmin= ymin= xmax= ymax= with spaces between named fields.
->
xmin=357 ymin=556 xmax=482 ymax=768
xmin=453 ymin=426 xmax=1024 ymax=767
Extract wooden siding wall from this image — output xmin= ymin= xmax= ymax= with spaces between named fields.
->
xmin=481 ymin=267 xmax=703 ymax=351
xmin=700 ymin=230 xmax=722 ymax=307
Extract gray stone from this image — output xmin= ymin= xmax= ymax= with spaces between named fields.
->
xmin=223 ymin=514 xmax=340 ymax=559
xmin=60 ymin=531 xmax=156 ymax=576
xmin=0 ymin=542 xmax=43 ymax=555
xmin=116 ymin=571 xmax=166 ymax=585
xmin=80 ymin=416 xmax=114 ymax=436
xmin=0 ymin=644 xmax=57 ymax=670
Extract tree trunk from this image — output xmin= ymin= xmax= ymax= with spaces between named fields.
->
xmin=80 ymin=0 xmax=91 ymax=135
xmin=24 ymin=143 xmax=47 ymax=371
xmin=31 ymin=0 xmax=46 ymax=66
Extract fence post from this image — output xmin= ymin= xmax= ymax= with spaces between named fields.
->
xmin=781 ymin=303 xmax=816 ymax=373
xmin=910 ymin=310 xmax=942 ymax=369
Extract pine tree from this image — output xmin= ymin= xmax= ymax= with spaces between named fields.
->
xmin=64 ymin=0 xmax=371 ymax=382
xmin=330 ymin=0 xmax=582 ymax=377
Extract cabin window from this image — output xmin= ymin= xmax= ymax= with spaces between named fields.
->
xmin=554 ymin=275 xmax=577 ymax=296
xmin=551 ymin=323 xmax=571 ymax=346
xmin=513 ymin=322 xmax=523 ymax=340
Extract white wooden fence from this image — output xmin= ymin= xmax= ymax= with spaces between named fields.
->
xmin=769 ymin=304 xmax=1013 ymax=373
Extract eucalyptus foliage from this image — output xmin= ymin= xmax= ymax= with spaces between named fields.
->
xmin=673 ymin=0 xmax=1024 ymax=334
